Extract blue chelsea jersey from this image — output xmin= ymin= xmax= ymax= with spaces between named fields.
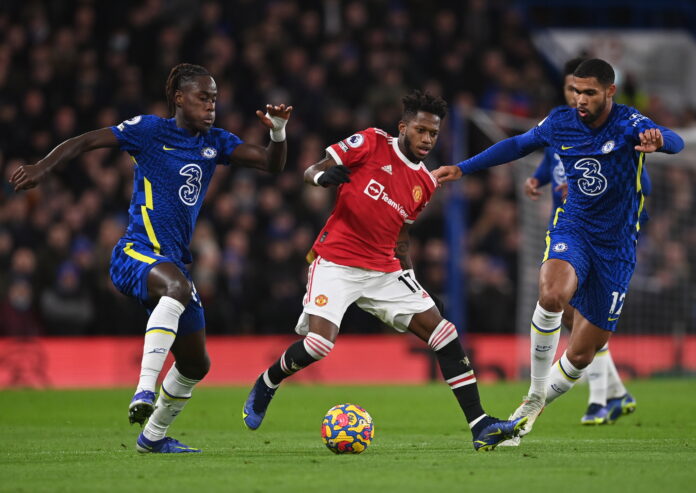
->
xmin=110 ymin=115 xmax=243 ymax=264
xmin=532 ymin=104 xmax=658 ymax=249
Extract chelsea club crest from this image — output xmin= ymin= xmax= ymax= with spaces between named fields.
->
xmin=201 ymin=147 xmax=217 ymax=159
xmin=601 ymin=140 xmax=615 ymax=154
xmin=552 ymin=242 xmax=568 ymax=253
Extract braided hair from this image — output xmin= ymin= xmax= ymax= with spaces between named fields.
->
xmin=402 ymin=90 xmax=448 ymax=121
xmin=165 ymin=63 xmax=211 ymax=116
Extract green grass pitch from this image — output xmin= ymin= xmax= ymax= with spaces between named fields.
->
xmin=1 ymin=379 xmax=694 ymax=492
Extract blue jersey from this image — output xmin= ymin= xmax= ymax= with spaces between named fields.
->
xmin=533 ymin=140 xmax=652 ymax=230
xmin=110 ymin=115 xmax=243 ymax=265
xmin=531 ymin=104 xmax=666 ymax=252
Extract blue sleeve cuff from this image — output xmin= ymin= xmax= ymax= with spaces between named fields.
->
xmin=658 ymin=129 xmax=684 ymax=154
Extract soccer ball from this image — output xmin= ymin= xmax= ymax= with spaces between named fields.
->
xmin=321 ymin=403 xmax=374 ymax=454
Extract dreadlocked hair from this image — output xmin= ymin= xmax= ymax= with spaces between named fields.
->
xmin=165 ymin=63 xmax=211 ymax=116
xmin=402 ymin=90 xmax=448 ymax=121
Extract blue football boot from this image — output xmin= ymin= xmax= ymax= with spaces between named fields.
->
xmin=129 ymin=390 xmax=156 ymax=425
xmin=605 ymin=393 xmax=637 ymax=422
xmin=243 ymin=375 xmax=277 ymax=430
xmin=581 ymin=403 xmax=611 ymax=425
xmin=136 ymin=433 xmax=201 ymax=453
xmin=473 ymin=416 xmax=528 ymax=452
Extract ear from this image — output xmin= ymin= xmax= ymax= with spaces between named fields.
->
xmin=398 ymin=120 xmax=407 ymax=135
xmin=607 ymin=83 xmax=617 ymax=98
xmin=174 ymin=89 xmax=184 ymax=108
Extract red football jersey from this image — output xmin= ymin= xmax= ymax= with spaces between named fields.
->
xmin=312 ymin=128 xmax=438 ymax=272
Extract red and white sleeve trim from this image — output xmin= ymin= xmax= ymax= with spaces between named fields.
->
xmin=325 ymin=146 xmax=343 ymax=165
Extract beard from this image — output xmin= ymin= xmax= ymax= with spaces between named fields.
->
xmin=579 ymin=98 xmax=607 ymax=125
xmin=401 ymin=133 xmax=420 ymax=162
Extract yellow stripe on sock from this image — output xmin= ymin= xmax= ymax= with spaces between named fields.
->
xmin=557 ymin=360 xmax=581 ymax=382
xmin=145 ymin=328 xmax=176 ymax=336
xmin=161 ymin=386 xmax=190 ymax=401
xmin=530 ymin=323 xmax=561 ymax=335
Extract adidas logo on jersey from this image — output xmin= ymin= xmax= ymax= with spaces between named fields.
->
xmin=381 ymin=164 xmax=392 ymax=174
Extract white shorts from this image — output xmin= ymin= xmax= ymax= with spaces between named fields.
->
xmin=295 ymin=256 xmax=436 ymax=335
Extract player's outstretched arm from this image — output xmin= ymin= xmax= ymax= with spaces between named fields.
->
xmin=304 ymin=156 xmax=351 ymax=187
xmin=433 ymin=129 xmax=544 ymax=185
xmin=9 ymin=128 xmax=119 ymax=192
xmin=229 ymin=104 xmax=293 ymax=173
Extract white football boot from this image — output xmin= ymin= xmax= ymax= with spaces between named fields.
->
xmin=498 ymin=393 xmax=545 ymax=447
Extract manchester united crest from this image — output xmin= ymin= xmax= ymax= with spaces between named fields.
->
xmin=412 ymin=185 xmax=423 ymax=202
xmin=315 ymin=294 xmax=328 ymax=306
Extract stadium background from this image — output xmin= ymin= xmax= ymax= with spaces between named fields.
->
xmin=1 ymin=0 xmax=696 ymax=387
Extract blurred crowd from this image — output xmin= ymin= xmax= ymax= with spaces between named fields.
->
xmin=1 ymin=0 xmax=695 ymax=336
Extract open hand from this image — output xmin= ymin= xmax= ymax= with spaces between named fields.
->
xmin=256 ymin=104 xmax=293 ymax=128
xmin=432 ymin=165 xmax=463 ymax=184
xmin=635 ymin=128 xmax=664 ymax=153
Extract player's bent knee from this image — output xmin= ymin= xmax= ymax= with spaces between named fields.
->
xmin=427 ymin=319 xmax=458 ymax=352
xmin=163 ymin=279 xmax=192 ymax=306
xmin=176 ymin=356 xmax=210 ymax=380
xmin=304 ymin=332 xmax=335 ymax=360
xmin=537 ymin=292 xmax=567 ymax=313
xmin=565 ymin=349 xmax=592 ymax=370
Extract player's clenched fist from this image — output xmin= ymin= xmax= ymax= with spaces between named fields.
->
xmin=9 ymin=163 xmax=47 ymax=191
xmin=315 ymin=165 xmax=351 ymax=187
xmin=524 ymin=177 xmax=541 ymax=200
xmin=432 ymin=165 xmax=462 ymax=184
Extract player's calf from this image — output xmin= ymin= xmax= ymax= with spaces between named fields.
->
xmin=427 ymin=319 xmax=495 ymax=442
xmin=243 ymin=332 xmax=334 ymax=430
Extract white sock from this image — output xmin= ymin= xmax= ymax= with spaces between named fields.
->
xmin=546 ymin=351 xmax=585 ymax=405
xmin=587 ymin=344 xmax=609 ymax=406
xmin=137 ymin=296 xmax=185 ymax=393
xmin=143 ymin=364 xmax=200 ymax=441
xmin=606 ymin=348 xmax=628 ymax=398
xmin=529 ymin=301 xmax=562 ymax=398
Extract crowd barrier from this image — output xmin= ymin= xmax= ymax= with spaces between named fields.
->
xmin=1 ymin=334 xmax=694 ymax=389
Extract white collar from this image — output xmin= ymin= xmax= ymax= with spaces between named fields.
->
xmin=392 ymin=138 xmax=422 ymax=170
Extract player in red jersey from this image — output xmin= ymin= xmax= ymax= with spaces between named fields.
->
xmin=242 ymin=91 xmax=526 ymax=451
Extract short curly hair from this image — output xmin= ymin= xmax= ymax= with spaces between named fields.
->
xmin=402 ymin=90 xmax=448 ymax=121
xmin=574 ymin=58 xmax=615 ymax=87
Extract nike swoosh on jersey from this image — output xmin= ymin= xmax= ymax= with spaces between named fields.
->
xmin=162 ymin=145 xmax=175 ymax=151
xmin=561 ymin=145 xmax=574 ymax=150
xmin=608 ymin=316 xmax=620 ymax=321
